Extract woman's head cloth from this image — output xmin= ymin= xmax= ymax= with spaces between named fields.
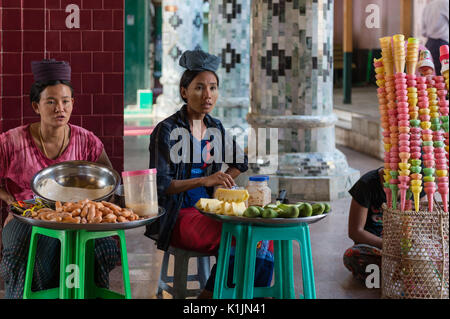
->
xmin=31 ymin=59 xmax=71 ymax=83
xmin=179 ymin=50 xmax=221 ymax=72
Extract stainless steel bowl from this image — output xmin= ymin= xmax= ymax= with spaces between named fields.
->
xmin=31 ymin=161 xmax=120 ymax=207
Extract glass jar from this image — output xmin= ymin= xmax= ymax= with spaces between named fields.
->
xmin=246 ymin=175 xmax=271 ymax=207
xmin=122 ymin=169 xmax=158 ymax=217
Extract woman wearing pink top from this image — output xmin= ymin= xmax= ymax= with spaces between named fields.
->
xmin=0 ymin=59 xmax=120 ymax=299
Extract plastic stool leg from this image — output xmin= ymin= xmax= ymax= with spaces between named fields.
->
xmin=197 ymin=256 xmax=210 ymax=289
xmin=272 ymin=240 xmax=284 ymax=298
xmin=59 ymin=231 xmax=73 ymax=299
xmin=213 ymin=225 xmax=233 ymax=299
xmin=172 ymin=250 xmax=189 ymax=299
xmin=299 ymin=225 xmax=316 ymax=299
xmin=157 ymin=251 xmax=170 ymax=298
xmin=117 ymin=230 xmax=131 ymax=299
xmin=240 ymin=226 xmax=257 ymax=299
xmin=23 ymin=228 xmax=39 ymax=299
xmin=281 ymin=240 xmax=295 ymax=299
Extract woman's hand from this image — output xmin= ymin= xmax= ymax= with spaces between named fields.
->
xmin=0 ymin=188 xmax=15 ymax=206
xmin=202 ymin=171 xmax=236 ymax=189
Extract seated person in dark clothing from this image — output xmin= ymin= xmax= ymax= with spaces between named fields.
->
xmin=343 ymin=167 xmax=425 ymax=283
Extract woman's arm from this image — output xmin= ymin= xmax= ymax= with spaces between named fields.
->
xmin=224 ymin=166 xmax=241 ymax=179
xmin=348 ymin=199 xmax=383 ymax=249
xmin=166 ymin=171 xmax=236 ymax=195
xmin=96 ymin=149 xmax=113 ymax=168
xmin=0 ymin=187 xmax=15 ymax=206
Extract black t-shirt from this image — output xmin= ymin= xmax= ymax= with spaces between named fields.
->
xmin=348 ymin=168 xmax=386 ymax=238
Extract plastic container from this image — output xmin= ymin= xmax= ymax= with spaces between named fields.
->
xmin=246 ymin=175 xmax=271 ymax=207
xmin=122 ymin=169 xmax=158 ymax=217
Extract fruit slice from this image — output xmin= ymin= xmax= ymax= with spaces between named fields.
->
xmin=214 ymin=188 xmax=249 ymax=202
xmin=195 ymin=198 xmax=222 ymax=213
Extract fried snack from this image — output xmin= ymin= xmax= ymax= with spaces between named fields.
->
xmin=27 ymin=199 xmax=145 ymax=224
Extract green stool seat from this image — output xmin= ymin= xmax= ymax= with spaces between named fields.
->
xmin=213 ymin=222 xmax=316 ymax=299
xmin=23 ymin=226 xmax=131 ymax=299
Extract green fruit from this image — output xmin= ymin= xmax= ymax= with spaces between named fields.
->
xmin=264 ymin=204 xmax=278 ymax=210
xmin=277 ymin=203 xmax=292 ymax=211
xmin=298 ymin=203 xmax=313 ymax=217
xmin=283 ymin=205 xmax=299 ymax=218
xmin=256 ymin=206 xmax=265 ymax=213
xmin=323 ymin=203 xmax=331 ymax=213
xmin=312 ymin=203 xmax=325 ymax=216
xmin=262 ymin=208 xmax=278 ymax=218
xmin=244 ymin=206 xmax=261 ymax=218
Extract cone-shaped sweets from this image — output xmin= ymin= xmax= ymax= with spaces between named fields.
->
xmin=434 ymin=75 xmax=449 ymax=212
xmin=374 ymin=57 xmax=393 ymax=206
xmin=440 ymin=45 xmax=449 ymax=90
xmin=380 ymin=37 xmax=394 ymax=76
xmin=396 ymin=72 xmax=410 ymax=211
xmin=406 ymin=38 xmax=419 ymax=75
xmin=393 ymin=34 xmax=406 ymax=74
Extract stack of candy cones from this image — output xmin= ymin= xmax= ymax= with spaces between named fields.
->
xmin=434 ymin=75 xmax=449 ymax=212
xmin=393 ymin=34 xmax=409 ymax=210
xmin=380 ymin=37 xmax=394 ymax=76
xmin=406 ymin=38 xmax=421 ymax=211
xmin=393 ymin=34 xmax=406 ymax=73
xmin=396 ymin=71 xmax=410 ymax=211
xmin=406 ymin=38 xmax=419 ymax=75
xmin=380 ymin=37 xmax=399 ymax=208
xmin=440 ymin=45 xmax=449 ymax=90
xmin=417 ymin=75 xmax=436 ymax=212
xmin=374 ymin=57 xmax=393 ymax=206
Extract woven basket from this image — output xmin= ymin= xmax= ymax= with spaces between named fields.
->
xmin=381 ymin=202 xmax=449 ymax=299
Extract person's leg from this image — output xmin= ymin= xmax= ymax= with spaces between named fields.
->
xmin=170 ymin=208 xmax=223 ymax=254
xmin=0 ymin=219 xmax=60 ymax=298
xmin=93 ymin=237 xmax=121 ymax=289
xmin=343 ymin=244 xmax=381 ymax=284
xmin=426 ymin=38 xmax=448 ymax=76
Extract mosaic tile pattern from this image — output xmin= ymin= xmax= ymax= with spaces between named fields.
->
xmin=209 ymin=0 xmax=250 ymax=104
xmin=154 ymin=0 xmax=204 ymax=119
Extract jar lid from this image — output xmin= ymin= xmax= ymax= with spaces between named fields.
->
xmin=249 ymin=175 xmax=269 ymax=182
xmin=122 ymin=169 xmax=157 ymax=178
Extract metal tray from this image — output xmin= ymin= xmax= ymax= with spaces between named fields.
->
xmin=198 ymin=209 xmax=329 ymax=227
xmin=9 ymin=200 xmax=164 ymax=231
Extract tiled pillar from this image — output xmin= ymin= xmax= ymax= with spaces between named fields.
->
xmin=248 ymin=0 xmax=359 ymax=201
xmin=208 ymin=0 xmax=250 ymax=131
xmin=153 ymin=0 xmax=204 ymax=120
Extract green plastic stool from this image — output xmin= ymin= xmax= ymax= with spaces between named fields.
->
xmin=23 ymin=227 xmax=131 ymax=299
xmin=213 ymin=222 xmax=316 ymax=299
xmin=23 ymin=227 xmax=75 ymax=299
xmin=75 ymin=229 xmax=131 ymax=299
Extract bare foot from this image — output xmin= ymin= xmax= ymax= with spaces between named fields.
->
xmin=197 ymin=289 xmax=213 ymax=299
